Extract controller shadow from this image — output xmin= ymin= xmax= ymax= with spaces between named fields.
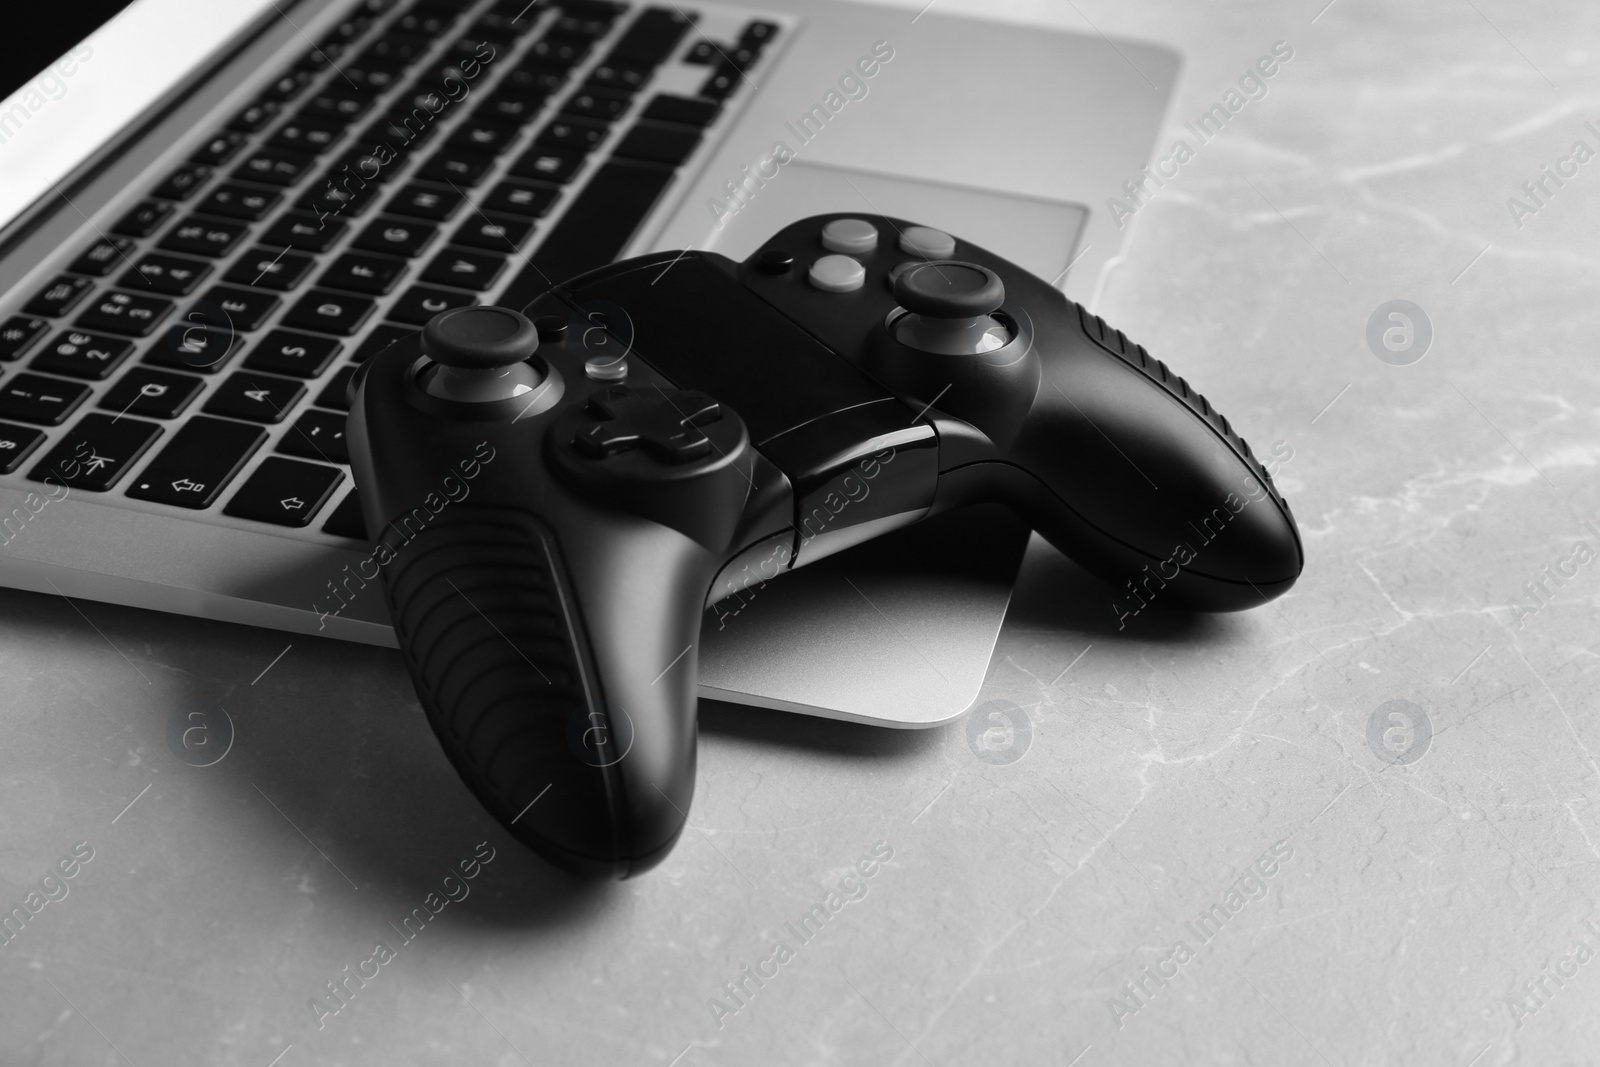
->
xmin=1005 ymin=536 xmax=1246 ymax=642
xmin=0 ymin=587 xmax=608 ymax=931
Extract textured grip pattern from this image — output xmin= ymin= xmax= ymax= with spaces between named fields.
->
xmin=380 ymin=507 xmax=619 ymax=865
xmin=1077 ymin=305 xmax=1286 ymax=505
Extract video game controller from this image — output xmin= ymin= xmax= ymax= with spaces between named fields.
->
xmin=346 ymin=214 xmax=1303 ymax=878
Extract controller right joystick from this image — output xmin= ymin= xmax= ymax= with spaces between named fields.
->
xmin=890 ymin=261 xmax=1015 ymax=355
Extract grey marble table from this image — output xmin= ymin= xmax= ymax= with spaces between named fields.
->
xmin=6 ymin=0 xmax=1600 ymax=1064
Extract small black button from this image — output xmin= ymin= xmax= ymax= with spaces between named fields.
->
xmin=0 ymin=374 xmax=91 ymax=425
xmin=28 ymin=413 xmax=162 ymax=491
xmin=197 ymin=183 xmax=283 ymax=222
xmin=152 ymin=163 xmax=213 ymax=202
xmin=482 ymin=180 xmax=560 ymax=218
xmin=223 ymin=248 xmax=316 ymax=292
xmin=388 ymin=285 xmax=475 ymax=325
xmin=261 ymin=211 xmax=348 ymax=252
xmin=353 ymin=217 xmax=438 ymax=258
xmin=113 ymin=201 xmax=176 ymax=238
xmin=0 ymin=317 xmax=50 ymax=361
xmin=281 ymin=289 xmax=376 ymax=335
xmin=0 ymin=422 xmax=46 ymax=473
xmin=70 ymin=238 xmax=138 ymax=277
xmin=243 ymin=330 xmax=342 ymax=377
xmin=161 ymin=216 xmax=250 ymax=258
xmin=202 ymin=372 xmax=307 ymax=423
xmin=189 ymin=285 xmax=282 ymax=332
xmin=31 ymin=330 xmax=136 ymax=380
xmin=122 ymin=254 xmax=213 ymax=296
xmin=145 ymin=324 xmax=241 ymax=373
xmin=98 ymin=368 xmax=204 ymax=419
xmin=75 ymin=291 xmax=175 ymax=337
xmin=756 ymin=248 xmax=794 ymax=274
xmin=126 ymin=416 xmax=266 ymax=508
xmin=534 ymin=316 xmax=568 ymax=341
xmin=25 ymin=275 xmax=94 ymax=318
xmin=223 ymin=457 xmax=343 ymax=527
xmin=277 ymin=408 xmax=350 ymax=464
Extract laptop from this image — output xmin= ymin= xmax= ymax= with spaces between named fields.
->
xmin=0 ymin=0 xmax=1178 ymax=726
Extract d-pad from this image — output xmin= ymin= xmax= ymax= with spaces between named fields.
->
xmin=570 ymin=387 xmax=724 ymax=464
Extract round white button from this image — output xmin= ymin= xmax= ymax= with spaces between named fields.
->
xmin=820 ymin=218 xmax=879 ymax=254
xmin=899 ymin=226 xmax=956 ymax=259
xmin=808 ymin=254 xmax=866 ymax=293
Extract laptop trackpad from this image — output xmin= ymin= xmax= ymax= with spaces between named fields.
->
xmin=698 ymin=159 xmax=1088 ymax=283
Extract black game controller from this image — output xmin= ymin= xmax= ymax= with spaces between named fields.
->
xmin=347 ymin=214 xmax=1303 ymax=878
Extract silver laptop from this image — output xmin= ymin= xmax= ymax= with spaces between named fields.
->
xmin=0 ymin=0 xmax=1178 ymax=726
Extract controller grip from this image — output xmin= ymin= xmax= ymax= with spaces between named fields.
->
xmin=380 ymin=505 xmax=691 ymax=878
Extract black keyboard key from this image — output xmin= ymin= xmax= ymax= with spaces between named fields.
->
xmin=395 ymin=8 xmax=458 ymax=36
xmin=113 ymin=200 xmax=177 ymax=238
xmin=151 ymin=163 xmax=214 ymax=203
xmin=76 ymin=291 xmax=174 ymax=337
xmin=364 ymin=112 xmax=439 ymax=154
xmin=190 ymin=286 xmax=282 ymax=332
xmin=203 ymin=371 xmax=306 ymax=423
xmin=505 ymin=159 xmax=675 ymax=304
xmin=323 ymin=488 xmax=368 ymax=538
xmin=278 ymin=408 xmax=350 ymax=464
xmin=360 ymin=32 xmax=432 ymax=67
xmin=613 ymin=121 xmax=702 ymax=165
xmin=503 ymin=63 xmax=570 ymax=99
xmin=352 ymin=323 xmax=417 ymax=362
xmin=385 ymin=183 xmax=464 ymax=220
xmin=525 ymin=36 xmax=593 ymax=68
xmin=282 ymin=290 xmax=376 ymax=335
xmin=260 ymin=68 xmax=317 ymax=102
xmin=418 ymin=149 xmax=496 ymax=186
xmin=447 ymin=119 xmax=521 ymax=155
xmin=122 ymin=254 xmax=212 ymax=296
xmin=0 ymin=374 xmax=91 ymax=425
xmin=235 ymin=147 xmax=317 ymax=187
xmin=320 ymin=252 xmax=409 ymax=295
xmin=32 ymin=330 xmax=135 ymax=380
xmin=343 ymin=62 xmax=404 ymax=96
xmin=700 ymin=62 xmax=741 ymax=101
xmin=476 ymin=88 xmax=548 ymax=125
xmin=684 ymin=40 xmax=719 ymax=65
xmin=642 ymin=93 xmax=719 ymax=127
xmin=586 ymin=63 xmax=651 ymax=94
xmin=452 ymin=213 xmax=533 ymax=251
xmin=421 ymin=248 xmax=506 ymax=290
xmin=511 ymin=145 xmax=586 ymax=183
xmin=161 ymin=216 xmax=250 ymax=258
xmin=297 ymin=179 xmax=380 ymax=219
xmin=536 ymin=117 xmax=611 ymax=152
xmin=0 ymin=317 xmax=49 ymax=361
xmin=197 ymin=183 xmax=283 ymax=222
xmin=353 ymin=216 xmax=437 ymax=257
xmin=146 ymin=324 xmax=242 ymax=373
xmin=483 ymin=179 xmax=559 ymax=218
xmin=70 ymin=237 xmax=138 ymax=277
xmin=561 ymin=86 xmax=632 ymax=122
xmin=243 ymin=330 xmax=341 ymax=377
xmin=389 ymin=285 xmax=474 ymax=325
xmin=0 ymin=422 xmax=46 ymax=474
xmin=224 ymin=457 xmax=344 ymax=527
xmin=271 ymin=114 xmax=346 ymax=155
xmin=98 ymin=368 xmax=204 ymax=419
xmin=261 ymin=211 xmax=348 ymax=252
xmin=26 ymin=275 xmax=94 ymax=317
xmin=316 ymin=364 xmax=358 ymax=410
xmin=331 ymin=147 xmax=403 ymax=185
xmin=224 ymin=248 xmax=317 ymax=291
xmin=194 ymin=129 xmax=251 ymax=164
xmin=608 ymin=7 xmax=695 ymax=67
xmin=228 ymin=101 xmax=283 ymax=135
xmin=29 ymin=414 xmax=162 ymax=491
xmin=304 ymin=88 xmax=374 ymax=123
xmin=127 ymin=416 xmax=266 ymax=508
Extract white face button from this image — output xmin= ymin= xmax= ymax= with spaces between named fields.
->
xmin=820 ymin=218 xmax=879 ymax=255
xmin=899 ymin=226 xmax=956 ymax=259
xmin=808 ymin=254 xmax=867 ymax=293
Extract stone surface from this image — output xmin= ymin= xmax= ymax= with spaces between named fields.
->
xmin=6 ymin=0 xmax=1600 ymax=1065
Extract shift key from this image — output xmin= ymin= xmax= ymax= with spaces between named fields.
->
xmin=126 ymin=415 xmax=265 ymax=508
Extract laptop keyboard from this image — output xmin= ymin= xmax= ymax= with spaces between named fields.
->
xmin=0 ymin=0 xmax=779 ymax=541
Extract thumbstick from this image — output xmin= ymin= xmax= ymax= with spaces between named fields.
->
xmin=892 ymin=261 xmax=1005 ymax=318
xmin=889 ymin=261 xmax=1014 ymax=356
xmin=421 ymin=306 xmax=545 ymax=403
